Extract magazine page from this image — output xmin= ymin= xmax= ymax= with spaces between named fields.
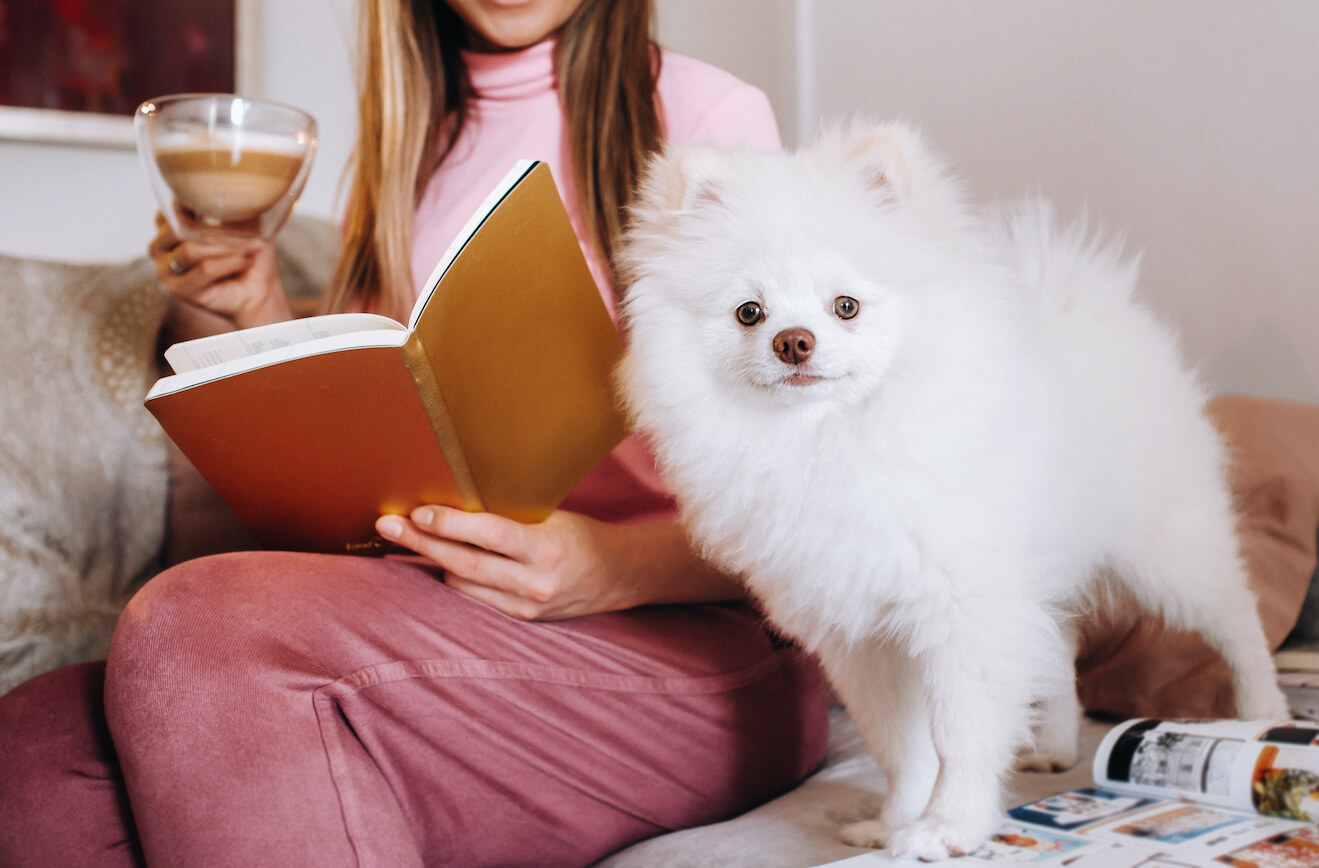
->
xmin=1093 ymin=719 xmax=1319 ymax=820
xmin=814 ymin=788 xmax=1311 ymax=868
xmin=1003 ymin=788 xmax=1308 ymax=868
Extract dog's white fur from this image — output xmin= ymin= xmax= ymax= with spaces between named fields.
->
xmin=615 ymin=120 xmax=1289 ymax=860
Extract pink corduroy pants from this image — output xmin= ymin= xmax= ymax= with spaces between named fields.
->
xmin=0 ymin=551 xmax=829 ymax=867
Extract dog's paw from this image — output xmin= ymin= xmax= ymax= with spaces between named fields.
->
xmin=1015 ymin=740 xmax=1079 ymax=773
xmin=838 ymin=819 xmax=896 ymax=850
xmin=1020 ymin=698 xmax=1081 ymax=773
xmin=1237 ymin=685 xmax=1291 ymax=722
xmin=887 ymin=817 xmax=988 ymax=862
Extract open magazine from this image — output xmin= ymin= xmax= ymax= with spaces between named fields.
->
xmin=822 ymin=718 xmax=1319 ymax=868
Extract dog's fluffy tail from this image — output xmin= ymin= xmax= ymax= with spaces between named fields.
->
xmin=992 ymin=200 xmax=1141 ymax=313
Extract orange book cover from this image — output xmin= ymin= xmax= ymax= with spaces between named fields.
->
xmin=145 ymin=161 xmax=626 ymax=553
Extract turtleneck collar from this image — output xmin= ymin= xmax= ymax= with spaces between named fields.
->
xmin=461 ymin=40 xmax=556 ymax=102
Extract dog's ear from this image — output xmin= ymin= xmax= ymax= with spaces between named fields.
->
xmin=635 ymin=145 xmax=729 ymax=213
xmin=815 ymin=117 xmax=968 ymax=235
xmin=832 ymin=118 xmax=930 ymax=201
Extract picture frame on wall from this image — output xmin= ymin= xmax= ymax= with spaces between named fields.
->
xmin=0 ymin=0 xmax=258 ymax=149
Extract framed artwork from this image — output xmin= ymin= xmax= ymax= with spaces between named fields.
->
xmin=0 ymin=0 xmax=258 ymax=148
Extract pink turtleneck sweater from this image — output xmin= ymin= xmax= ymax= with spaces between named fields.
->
xmin=410 ymin=41 xmax=782 ymax=524
xmin=411 ymin=41 xmax=781 ymax=301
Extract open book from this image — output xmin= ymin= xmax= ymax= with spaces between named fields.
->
xmin=146 ymin=160 xmax=627 ymax=553
xmin=822 ymin=717 xmax=1319 ymax=868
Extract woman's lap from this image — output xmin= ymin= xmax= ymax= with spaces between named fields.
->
xmin=3 ymin=551 xmax=828 ymax=867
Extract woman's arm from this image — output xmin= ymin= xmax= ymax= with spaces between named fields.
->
xmin=376 ymin=507 xmax=746 ymax=621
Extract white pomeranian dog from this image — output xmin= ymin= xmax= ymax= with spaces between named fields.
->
xmin=614 ymin=120 xmax=1288 ymax=861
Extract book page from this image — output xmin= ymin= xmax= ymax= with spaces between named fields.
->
xmin=149 ymin=328 xmax=410 ymax=397
xmin=407 ymin=159 xmax=539 ymax=331
xmin=163 ymin=313 xmax=404 ymax=374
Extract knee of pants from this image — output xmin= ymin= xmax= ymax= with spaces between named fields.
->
xmin=104 ymin=552 xmax=308 ymax=729
xmin=102 ymin=550 xmax=429 ymax=739
xmin=110 ymin=551 xmax=264 ymax=658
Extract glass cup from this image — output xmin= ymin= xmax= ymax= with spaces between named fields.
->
xmin=134 ymin=93 xmax=318 ymax=245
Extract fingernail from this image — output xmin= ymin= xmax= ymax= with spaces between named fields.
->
xmin=413 ymin=507 xmax=435 ymax=527
xmin=377 ymin=515 xmax=404 ymax=540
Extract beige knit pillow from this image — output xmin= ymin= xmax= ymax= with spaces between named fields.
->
xmin=0 ymin=254 xmax=169 ymax=696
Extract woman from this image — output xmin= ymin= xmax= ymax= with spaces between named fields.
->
xmin=0 ymin=1 xmax=829 ymax=865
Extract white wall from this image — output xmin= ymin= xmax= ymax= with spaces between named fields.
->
xmin=794 ymin=0 xmax=1319 ymax=404
xmin=0 ymin=137 xmax=158 ymax=262
xmin=250 ymin=0 xmax=357 ymax=222
xmin=2 ymin=1 xmax=1315 ymax=403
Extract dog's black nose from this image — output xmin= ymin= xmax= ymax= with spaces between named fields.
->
xmin=773 ymin=328 xmax=815 ymax=365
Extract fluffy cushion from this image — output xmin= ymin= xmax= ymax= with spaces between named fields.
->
xmin=1077 ymin=394 xmax=1319 ymax=718
xmin=0 ymin=255 xmax=169 ymax=696
xmin=0 ymin=216 xmax=338 ymax=696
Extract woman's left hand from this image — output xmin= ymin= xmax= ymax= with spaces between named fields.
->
xmin=375 ymin=506 xmax=646 ymax=620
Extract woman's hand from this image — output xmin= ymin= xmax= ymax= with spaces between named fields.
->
xmin=375 ymin=506 xmax=745 ymax=620
xmin=148 ymin=212 xmax=293 ymax=337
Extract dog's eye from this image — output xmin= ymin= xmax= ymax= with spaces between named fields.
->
xmin=834 ymin=296 xmax=860 ymax=320
xmin=735 ymin=301 xmax=764 ymax=326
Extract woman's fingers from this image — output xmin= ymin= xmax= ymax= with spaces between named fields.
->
xmin=156 ymin=245 xmax=253 ymax=287
xmin=150 ymin=212 xmax=263 ymax=290
xmin=374 ymin=507 xmax=623 ymax=621
xmin=412 ymin=506 xmax=535 ymax=561
xmin=376 ymin=512 xmax=528 ymax=594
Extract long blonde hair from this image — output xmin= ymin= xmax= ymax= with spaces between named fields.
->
xmin=327 ymin=0 xmax=662 ymax=320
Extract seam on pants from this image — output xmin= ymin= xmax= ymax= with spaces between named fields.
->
xmin=331 ymin=651 xmax=789 ymax=697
